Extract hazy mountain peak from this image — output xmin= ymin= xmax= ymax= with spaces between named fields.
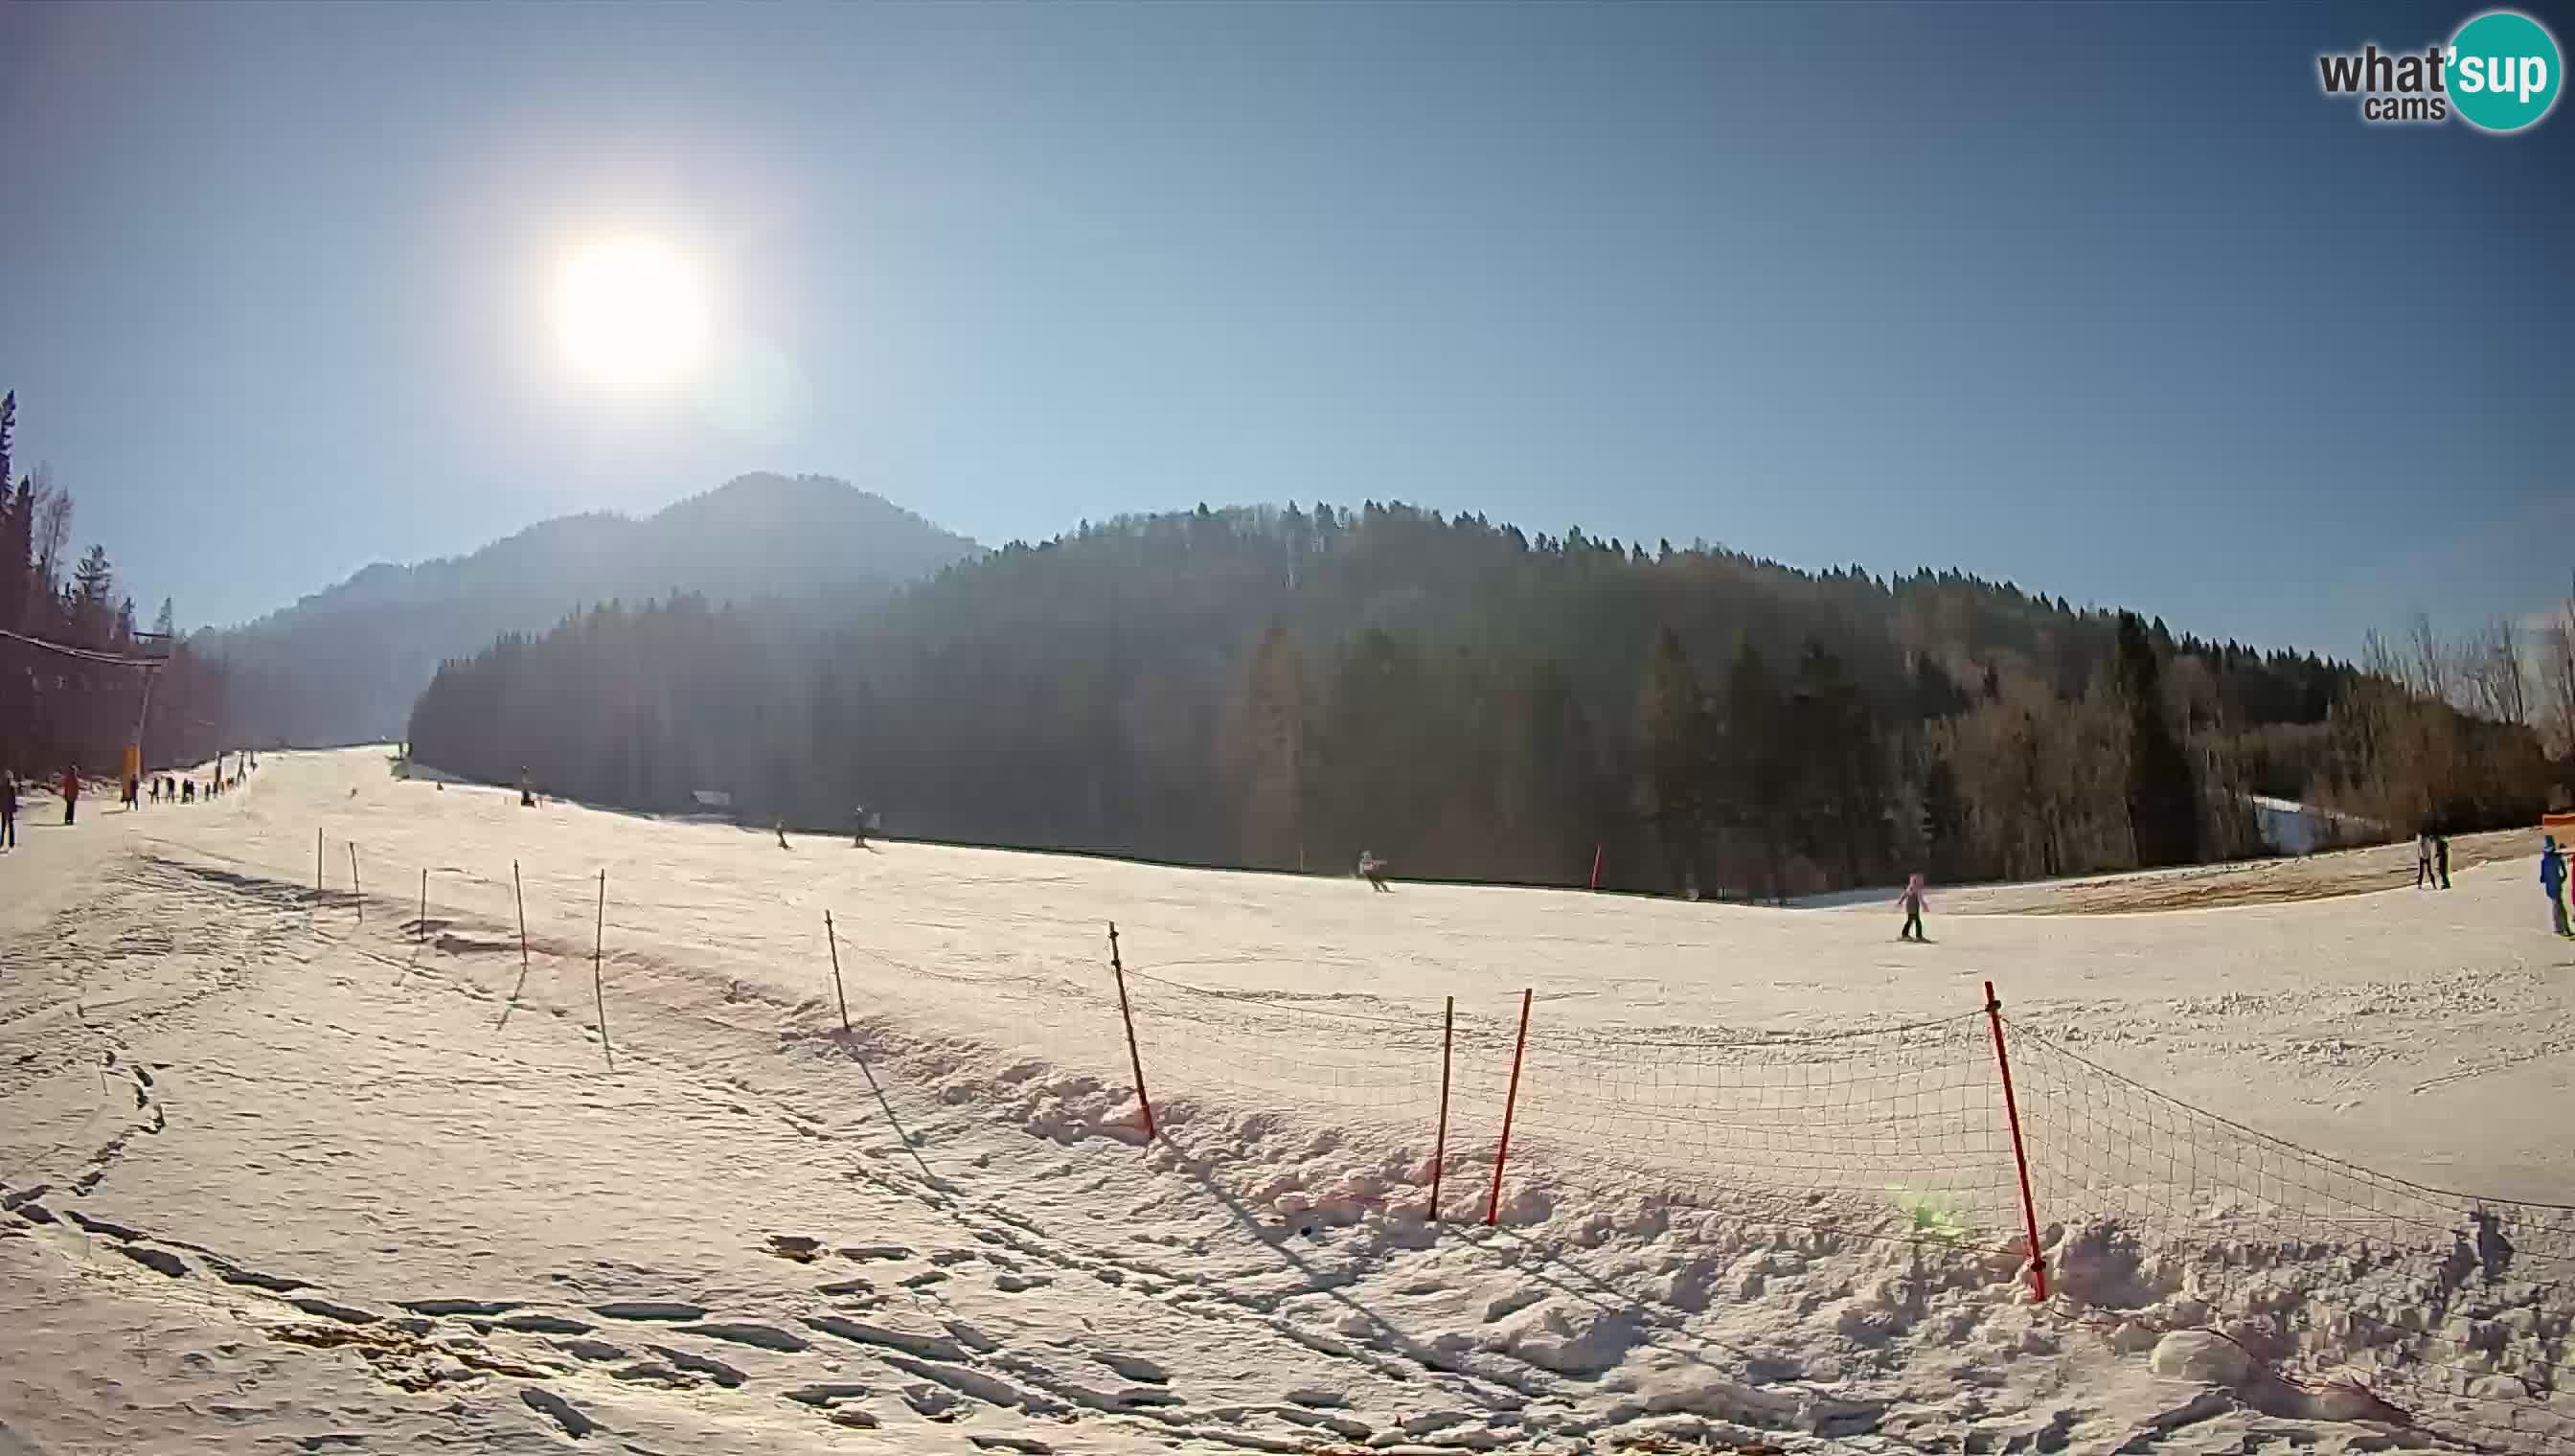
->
xmin=211 ymin=475 xmax=979 ymax=745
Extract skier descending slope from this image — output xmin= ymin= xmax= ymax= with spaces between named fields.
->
xmin=1356 ymin=850 xmax=1392 ymax=893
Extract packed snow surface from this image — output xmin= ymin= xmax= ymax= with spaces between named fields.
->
xmin=4 ymin=748 xmax=2572 ymax=1454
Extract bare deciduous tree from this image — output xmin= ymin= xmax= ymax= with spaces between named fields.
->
xmin=2538 ymin=578 xmax=2575 ymax=760
xmin=30 ymin=464 xmax=72 ymax=600
xmin=2408 ymin=612 xmax=2450 ymax=703
xmin=2459 ymin=618 xmax=2530 ymax=726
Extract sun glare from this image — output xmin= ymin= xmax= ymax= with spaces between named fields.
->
xmin=549 ymin=235 xmax=710 ymax=394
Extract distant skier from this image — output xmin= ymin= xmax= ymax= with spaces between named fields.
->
xmin=2542 ymin=836 xmax=2569 ymax=938
xmin=776 ymin=818 xmax=792 ymax=851
xmin=1897 ymin=873 xmax=1928 ymax=942
xmin=182 ymin=780 xmax=194 ymax=805
xmin=853 ymin=806 xmax=869 ymax=848
xmin=1356 ymin=850 xmax=1391 ymax=892
xmin=2416 ymin=830 xmax=2436 ymax=889
xmin=2435 ymin=832 xmax=2451 ymax=891
xmin=519 ymin=766 xmax=536 ymax=808
xmin=1 ymin=771 xmax=17 ymax=850
xmin=60 ymin=765 xmax=79 ymax=825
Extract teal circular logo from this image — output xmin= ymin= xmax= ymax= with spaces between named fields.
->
xmin=2450 ymin=11 xmax=2562 ymax=132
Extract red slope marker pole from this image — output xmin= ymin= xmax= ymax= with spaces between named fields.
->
xmin=1429 ymin=995 xmax=1453 ymax=1222
xmin=1485 ymin=988 xmax=1533 ymax=1226
xmin=1984 ymin=980 xmax=2047 ymax=1302
xmin=1108 ymin=922 xmax=1154 ymax=1141
xmin=1589 ymin=844 xmax=1603 ymax=891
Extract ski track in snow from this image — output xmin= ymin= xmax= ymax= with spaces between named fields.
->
xmin=3 ymin=747 xmax=2573 ymax=1454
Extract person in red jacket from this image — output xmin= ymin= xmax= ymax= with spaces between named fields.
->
xmin=61 ymin=764 xmax=80 ymax=825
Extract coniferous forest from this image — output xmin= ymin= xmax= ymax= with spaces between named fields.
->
xmin=409 ymin=501 xmax=2559 ymax=897
xmin=0 ymin=392 xmax=235 ymax=783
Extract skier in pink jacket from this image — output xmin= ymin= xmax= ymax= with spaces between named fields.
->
xmin=1897 ymin=873 xmax=1927 ymax=943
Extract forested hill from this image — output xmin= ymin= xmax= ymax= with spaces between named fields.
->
xmin=208 ymin=474 xmax=978 ymax=748
xmin=407 ymin=501 xmax=2550 ymax=897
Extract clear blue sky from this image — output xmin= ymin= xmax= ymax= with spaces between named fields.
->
xmin=3 ymin=1 xmax=2567 ymax=652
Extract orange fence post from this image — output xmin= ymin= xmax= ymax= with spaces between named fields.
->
xmin=1429 ymin=995 xmax=1453 ymax=1222
xmin=1106 ymin=922 xmax=1154 ymax=1141
xmin=592 ymin=870 xmax=613 ymax=1072
xmin=1485 ymin=988 xmax=1533 ymax=1226
xmin=1983 ymin=980 xmax=2047 ymax=1302
xmin=498 ymin=860 xmax=533 ymax=1028
xmin=824 ymin=909 xmax=853 ymax=1035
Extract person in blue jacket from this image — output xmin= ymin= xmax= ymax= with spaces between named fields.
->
xmin=2543 ymin=835 xmax=2568 ymax=937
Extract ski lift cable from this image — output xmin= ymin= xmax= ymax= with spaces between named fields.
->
xmin=0 ymin=625 xmax=174 ymax=670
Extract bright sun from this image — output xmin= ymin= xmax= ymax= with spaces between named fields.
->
xmin=549 ymin=235 xmax=710 ymax=394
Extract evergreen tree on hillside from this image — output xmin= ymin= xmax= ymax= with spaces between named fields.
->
xmin=1635 ymin=627 xmax=1706 ymax=892
xmin=2118 ymin=611 xmax=2199 ymax=866
xmin=1920 ymin=756 xmax=1966 ymax=878
xmin=1239 ymin=624 xmax=1311 ymax=870
xmin=0 ymin=392 xmax=15 ymax=595
xmin=71 ymin=545 xmax=116 ymax=648
xmin=1789 ymin=641 xmax=1882 ymax=888
xmin=1717 ymin=639 xmax=1789 ymax=899
xmin=1914 ymin=655 xmax=1970 ymax=719
xmin=0 ymin=475 xmax=27 ymax=633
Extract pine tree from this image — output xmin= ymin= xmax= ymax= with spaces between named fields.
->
xmin=1240 ymin=624 xmax=1310 ymax=869
xmin=0 ymin=475 xmax=26 ymax=633
xmin=1789 ymin=641 xmax=1880 ymax=887
xmin=153 ymin=598 xmax=177 ymax=641
xmin=2117 ymin=611 xmax=2199 ymax=866
xmin=1920 ymin=756 xmax=1966 ymax=876
xmin=1635 ymin=627 xmax=1705 ymax=892
xmin=71 ymin=544 xmax=115 ymax=648
xmin=1719 ymin=639 xmax=1787 ymax=899
xmin=1914 ymin=655 xmax=1969 ymax=719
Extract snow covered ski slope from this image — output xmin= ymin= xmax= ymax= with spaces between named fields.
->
xmin=4 ymin=747 xmax=2572 ymax=1454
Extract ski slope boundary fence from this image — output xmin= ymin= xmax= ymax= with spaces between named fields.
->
xmin=132 ymin=822 xmax=2575 ymax=1452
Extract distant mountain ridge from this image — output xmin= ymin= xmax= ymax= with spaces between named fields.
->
xmin=210 ymin=473 xmax=979 ymax=747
